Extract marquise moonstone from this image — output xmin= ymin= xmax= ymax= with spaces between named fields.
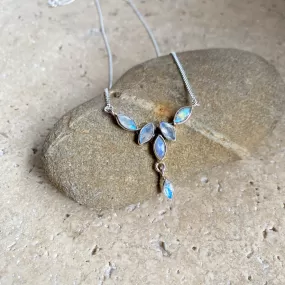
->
xmin=153 ymin=135 xmax=166 ymax=160
xmin=173 ymin=106 xmax=192 ymax=125
xmin=160 ymin=122 xmax=176 ymax=141
xmin=116 ymin=114 xmax=138 ymax=131
xmin=163 ymin=179 xmax=174 ymax=199
xmin=138 ymin=123 xmax=155 ymax=145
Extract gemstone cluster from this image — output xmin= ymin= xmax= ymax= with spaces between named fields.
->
xmin=113 ymin=106 xmax=193 ymax=199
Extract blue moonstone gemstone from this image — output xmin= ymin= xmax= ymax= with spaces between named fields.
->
xmin=153 ymin=135 xmax=166 ymax=160
xmin=159 ymin=122 xmax=176 ymax=141
xmin=173 ymin=106 xmax=192 ymax=125
xmin=138 ymin=123 xmax=155 ymax=145
xmin=116 ymin=114 xmax=138 ymax=131
xmin=163 ymin=179 xmax=174 ymax=199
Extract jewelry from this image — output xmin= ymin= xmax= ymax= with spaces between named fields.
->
xmin=95 ymin=0 xmax=199 ymax=199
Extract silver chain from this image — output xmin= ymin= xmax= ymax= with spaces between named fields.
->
xmin=94 ymin=0 xmax=199 ymax=113
xmin=170 ymin=52 xmax=199 ymax=107
xmin=94 ymin=0 xmax=113 ymax=89
xmin=127 ymin=0 xmax=161 ymax=57
xmin=103 ymin=88 xmax=115 ymax=115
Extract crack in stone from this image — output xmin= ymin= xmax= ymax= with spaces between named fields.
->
xmin=189 ymin=119 xmax=250 ymax=159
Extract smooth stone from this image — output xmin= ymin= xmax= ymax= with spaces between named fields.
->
xmin=138 ymin=123 xmax=155 ymax=145
xmin=42 ymin=49 xmax=285 ymax=210
xmin=160 ymin=122 xmax=176 ymax=141
xmin=153 ymin=135 xmax=167 ymax=160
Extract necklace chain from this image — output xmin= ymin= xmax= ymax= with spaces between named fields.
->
xmin=127 ymin=0 xmax=161 ymax=58
xmin=170 ymin=52 xmax=199 ymax=107
xmin=50 ymin=0 xmax=200 ymax=200
xmin=95 ymin=0 xmax=199 ymax=111
xmin=50 ymin=0 xmax=199 ymax=108
xmin=94 ymin=0 xmax=113 ymax=89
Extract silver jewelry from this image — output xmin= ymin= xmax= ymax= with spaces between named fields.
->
xmin=95 ymin=0 xmax=199 ymax=199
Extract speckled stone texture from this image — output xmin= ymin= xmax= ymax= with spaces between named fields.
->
xmin=42 ymin=49 xmax=285 ymax=210
xmin=2 ymin=0 xmax=285 ymax=284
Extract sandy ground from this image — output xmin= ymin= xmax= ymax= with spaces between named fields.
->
xmin=1 ymin=0 xmax=285 ymax=284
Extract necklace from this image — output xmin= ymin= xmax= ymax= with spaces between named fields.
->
xmin=95 ymin=0 xmax=199 ymax=199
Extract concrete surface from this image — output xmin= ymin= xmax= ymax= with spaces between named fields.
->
xmin=1 ymin=0 xmax=285 ymax=284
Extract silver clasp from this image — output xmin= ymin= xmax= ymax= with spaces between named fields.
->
xmin=103 ymin=88 xmax=116 ymax=115
xmin=103 ymin=105 xmax=115 ymax=115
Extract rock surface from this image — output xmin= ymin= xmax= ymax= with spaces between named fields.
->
xmin=42 ymin=48 xmax=285 ymax=210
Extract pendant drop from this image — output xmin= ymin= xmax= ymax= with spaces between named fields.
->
xmin=104 ymin=89 xmax=197 ymax=201
xmin=155 ymin=161 xmax=174 ymax=199
xmin=163 ymin=179 xmax=174 ymax=199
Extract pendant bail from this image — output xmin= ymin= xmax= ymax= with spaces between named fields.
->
xmin=155 ymin=161 xmax=166 ymax=179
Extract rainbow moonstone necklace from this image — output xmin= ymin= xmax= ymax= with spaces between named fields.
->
xmin=95 ymin=0 xmax=199 ymax=199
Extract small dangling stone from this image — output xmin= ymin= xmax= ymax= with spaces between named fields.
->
xmin=163 ymin=179 xmax=174 ymax=199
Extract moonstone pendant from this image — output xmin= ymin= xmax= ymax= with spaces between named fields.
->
xmin=108 ymin=107 xmax=196 ymax=199
xmin=111 ymin=107 xmax=195 ymax=200
xmin=105 ymin=86 xmax=196 ymax=200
